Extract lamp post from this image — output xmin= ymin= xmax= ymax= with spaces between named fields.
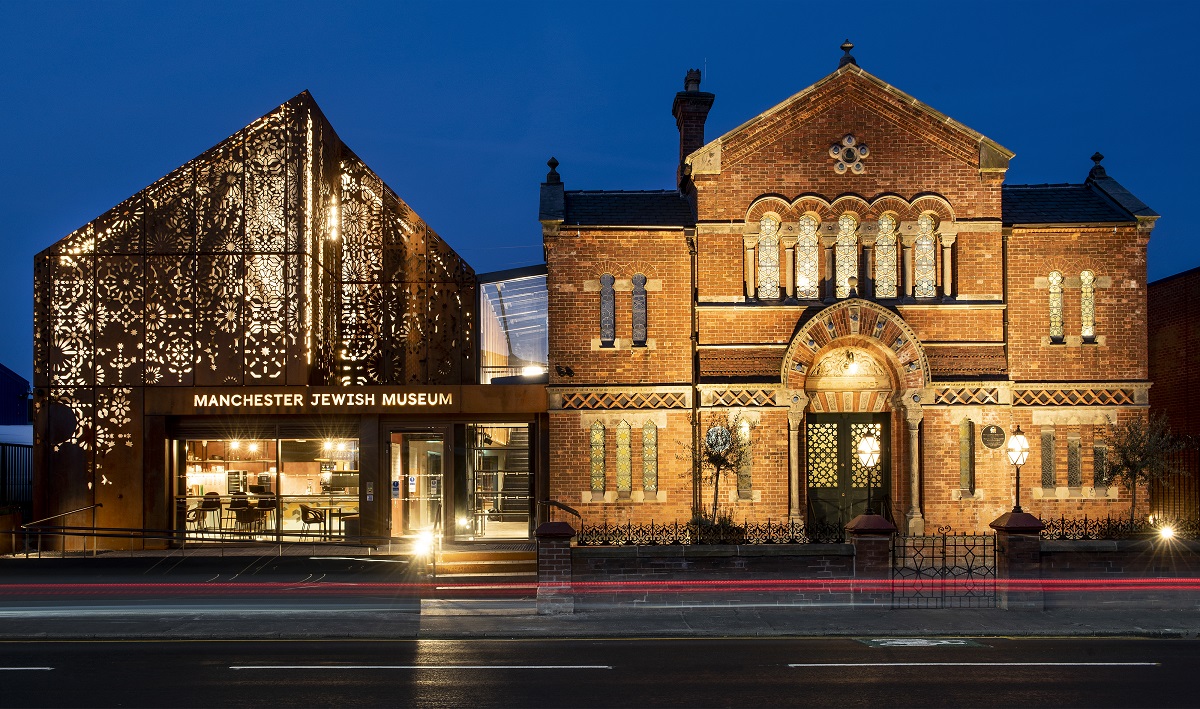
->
xmin=1006 ymin=425 xmax=1031 ymax=513
xmin=857 ymin=433 xmax=880 ymax=516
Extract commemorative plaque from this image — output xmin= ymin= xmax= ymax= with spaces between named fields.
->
xmin=981 ymin=424 xmax=1006 ymax=450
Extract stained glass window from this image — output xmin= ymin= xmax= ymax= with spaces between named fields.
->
xmin=1080 ymin=270 xmax=1096 ymax=342
xmin=1067 ymin=437 xmax=1082 ymax=487
xmin=1048 ymin=271 xmax=1064 ymax=343
xmin=1093 ymin=440 xmax=1108 ymax=486
xmin=757 ymin=216 xmax=781 ymax=300
xmin=616 ymin=420 xmax=632 ymax=495
xmin=797 ymin=215 xmax=820 ymax=300
xmin=849 ymin=422 xmax=883 ymax=489
xmin=737 ymin=421 xmax=752 ymax=499
xmin=599 ymin=273 xmax=615 ymax=348
xmin=631 ymin=273 xmax=647 ymax=347
xmin=589 ymin=421 xmax=605 ymax=494
xmin=835 ymin=214 xmax=858 ymax=299
xmin=875 ymin=214 xmax=899 ymax=299
xmin=914 ymin=214 xmax=937 ymax=298
xmin=959 ymin=419 xmax=975 ymax=492
xmin=642 ymin=421 xmax=658 ymax=494
xmin=1041 ymin=429 xmax=1056 ymax=488
xmin=806 ymin=422 xmax=838 ymax=488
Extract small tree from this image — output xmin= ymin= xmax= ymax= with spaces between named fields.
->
xmin=1103 ymin=413 xmax=1188 ymax=524
xmin=679 ymin=411 xmax=754 ymax=523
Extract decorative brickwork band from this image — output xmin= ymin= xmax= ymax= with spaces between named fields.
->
xmin=933 ymin=387 xmax=1000 ymax=405
xmin=708 ymin=388 xmax=777 ymax=407
xmin=557 ymin=389 xmax=690 ymax=410
xmin=1012 ymin=387 xmax=1137 ymax=406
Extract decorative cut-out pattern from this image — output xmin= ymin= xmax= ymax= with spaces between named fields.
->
xmin=616 ymin=421 xmax=632 ymax=493
xmin=632 ymin=273 xmax=647 ymax=346
xmin=599 ymin=273 xmax=615 ymax=347
xmin=1093 ymin=441 xmax=1107 ymax=486
xmin=806 ymin=422 xmax=838 ymax=488
xmin=835 ymin=214 xmax=858 ymax=298
xmin=1012 ymin=388 xmax=1135 ymax=406
xmin=914 ymin=214 xmax=937 ymax=298
xmin=797 ymin=215 xmax=820 ymax=299
xmin=757 ymin=216 xmax=780 ymax=300
xmin=1041 ymin=430 xmax=1056 ymax=488
xmin=1068 ymin=438 xmax=1082 ymax=487
xmin=1048 ymin=271 xmax=1064 ymax=343
xmin=849 ymin=422 xmax=883 ymax=489
xmin=560 ymin=390 xmax=688 ymax=410
xmin=875 ymin=214 xmax=898 ymax=298
xmin=642 ymin=421 xmax=658 ymax=494
xmin=933 ymin=388 xmax=1000 ymax=405
xmin=590 ymin=422 xmax=605 ymax=494
xmin=710 ymin=389 xmax=775 ymax=407
xmin=829 ymin=134 xmax=868 ymax=174
xmin=1080 ymin=270 xmax=1096 ymax=342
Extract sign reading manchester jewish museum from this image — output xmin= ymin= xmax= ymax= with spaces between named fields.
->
xmin=145 ymin=386 xmax=460 ymax=415
xmin=192 ymin=390 xmax=453 ymax=409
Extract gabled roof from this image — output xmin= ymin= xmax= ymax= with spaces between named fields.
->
xmin=688 ymin=62 xmax=1014 ymax=172
xmin=563 ymin=190 xmax=695 ymax=227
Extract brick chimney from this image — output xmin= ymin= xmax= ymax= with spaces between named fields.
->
xmin=672 ymin=68 xmax=714 ymax=188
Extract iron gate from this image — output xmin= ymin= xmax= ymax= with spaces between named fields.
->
xmin=892 ymin=528 xmax=996 ymax=608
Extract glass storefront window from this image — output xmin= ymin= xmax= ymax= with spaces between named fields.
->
xmin=175 ymin=437 xmax=359 ymax=540
xmin=462 ymin=423 xmax=531 ymax=540
xmin=479 ymin=270 xmax=548 ymax=383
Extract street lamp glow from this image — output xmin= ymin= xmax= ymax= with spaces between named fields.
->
xmin=856 ymin=434 xmax=880 ymax=468
xmin=1160 ymin=525 xmax=1176 ymax=541
xmin=413 ymin=530 xmax=435 ymax=557
xmin=1007 ymin=425 xmax=1030 ymax=513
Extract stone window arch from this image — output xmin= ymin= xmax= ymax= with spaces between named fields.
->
xmin=1048 ymin=270 xmax=1064 ymax=344
xmin=599 ymin=273 xmax=615 ymax=348
xmin=875 ymin=213 xmax=899 ymax=299
xmin=796 ymin=214 xmax=820 ymax=299
xmin=835 ymin=213 xmax=859 ymax=299
xmin=631 ymin=273 xmax=648 ymax=347
xmin=1080 ymin=270 xmax=1096 ymax=343
xmin=756 ymin=214 xmax=781 ymax=300
xmin=914 ymin=213 xmax=937 ymax=298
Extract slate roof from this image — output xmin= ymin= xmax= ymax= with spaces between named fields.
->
xmin=563 ymin=190 xmax=695 ymax=227
xmin=1002 ymin=183 xmax=1134 ymax=225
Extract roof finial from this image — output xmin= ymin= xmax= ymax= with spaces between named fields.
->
xmin=839 ymin=39 xmax=857 ymax=68
xmin=1088 ymin=152 xmax=1107 ymax=180
xmin=546 ymin=157 xmax=560 ymax=184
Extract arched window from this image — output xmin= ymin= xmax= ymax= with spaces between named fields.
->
xmin=835 ymin=214 xmax=858 ymax=298
xmin=589 ymin=421 xmax=606 ymax=496
xmin=1048 ymin=270 xmax=1064 ymax=343
xmin=756 ymin=215 xmax=781 ymax=300
xmin=1080 ymin=270 xmax=1096 ymax=343
xmin=642 ymin=421 xmax=658 ymax=494
xmin=875 ymin=214 xmax=899 ymax=299
xmin=616 ymin=420 xmax=632 ymax=497
xmin=599 ymin=273 xmax=615 ymax=348
xmin=796 ymin=215 xmax=820 ymax=299
xmin=631 ymin=273 xmax=647 ymax=347
xmin=959 ymin=419 xmax=975 ymax=493
xmin=914 ymin=214 xmax=937 ymax=298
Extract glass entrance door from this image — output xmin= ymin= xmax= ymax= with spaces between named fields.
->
xmin=390 ymin=433 xmax=444 ymax=537
xmin=805 ymin=413 xmax=891 ymax=527
xmin=463 ymin=423 xmax=532 ymax=540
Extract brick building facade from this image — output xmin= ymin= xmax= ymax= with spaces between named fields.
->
xmin=540 ymin=46 xmax=1158 ymax=534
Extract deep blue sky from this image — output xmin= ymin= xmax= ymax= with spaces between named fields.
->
xmin=2 ymin=1 xmax=1194 ymax=383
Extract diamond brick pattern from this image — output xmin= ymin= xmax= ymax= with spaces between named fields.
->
xmin=561 ymin=391 xmax=688 ymax=410
xmin=710 ymin=389 xmax=775 ymax=407
xmin=1012 ymin=388 xmax=1135 ymax=406
xmin=933 ymin=387 xmax=1000 ymax=405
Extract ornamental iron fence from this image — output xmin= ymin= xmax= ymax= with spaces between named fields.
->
xmin=575 ymin=518 xmax=846 ymax=546
xmin=892 ymin=526 xmax=996 ymax=609
xmin=1040 ymin=514 xmax=1199 ymax=541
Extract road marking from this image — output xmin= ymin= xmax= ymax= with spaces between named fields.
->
xmin=230 ymin=664 xmax=611 ymax=670
xmin=860 ymin=638 xmax=987 ymax=648
xmin=789 ymin=662 xmax=1160 ymax=668
xmin=0 ymin=667 xmax=53 ymax=671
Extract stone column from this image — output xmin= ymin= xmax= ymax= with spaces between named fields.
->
xmin=904 ymin=400 xmax=924 ymax=536
xmin=989 ymin=511 xmax=1045 ymax=610
xmin=940 ymin=232 xmax=956 ymax=302
xmin=900 ymin=233 xmax=916 ymax=301
xmin=821 ymin=235 xmax=837 ymax=303
xmin=743 ymin=235 xmax=757 ymax=301
xmin=781 ymin=235 xmax=798 ymax=302
xmin=787 ymin=404 xmax=806 ymax=520
xmin=535 ymin=521 xmax=576 ymax=615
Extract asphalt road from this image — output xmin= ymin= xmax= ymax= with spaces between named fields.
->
xmin=0 ymin=637 xmax=1192 ymax=708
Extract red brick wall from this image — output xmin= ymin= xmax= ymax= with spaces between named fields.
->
xmin=1006 ymin=226 xmax=1148 ymax=381
xmin=1149 ymin=268 xmax=1200 ymax=435
xmin=896 ymin=307 xmax=1004 ymax=342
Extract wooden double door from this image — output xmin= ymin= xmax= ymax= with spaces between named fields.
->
xmin=805 ymin=413 xmax=891 ymax=527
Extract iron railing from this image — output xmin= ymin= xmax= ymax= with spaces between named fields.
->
xmin=1040 ymin=514 xmax=1199 ymax=540
xmin=575 ymin=519 xmax=845 ymax=546
xmin=892 ymin=526 xmax=997 ymax=609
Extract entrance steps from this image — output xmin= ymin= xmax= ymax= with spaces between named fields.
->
xmin=434 ymin=548 xmax=537 ymax=579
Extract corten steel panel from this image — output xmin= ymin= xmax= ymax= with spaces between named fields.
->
xmin=34 ymin=93 xmax=480 ymax=544
xmin=93 ymin=387 xmax=143 ymax=540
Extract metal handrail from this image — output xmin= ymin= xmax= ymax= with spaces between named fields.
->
xmin=21 ymin=503 xmax=103 ymax=528
xmin=538 ymin=499 xmax=582 ymax=526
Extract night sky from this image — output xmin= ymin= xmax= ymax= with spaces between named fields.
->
xmin=2 ymin=1 xmax=1194 ymax=383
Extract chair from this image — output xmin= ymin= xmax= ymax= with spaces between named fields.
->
xmin=300 ymin=503 xmax=326 ymax=539
xmin=254 ymin=496 xmax=278 ymax=530
xmin=185 ymin=506 xmax=206 ymax=531
xmin=234 ymin=507 xmax=265 ymax=534
xmin=199 ymin=492 xmax=223 ymax=530
xmin=226 ymin=492 xmax=249 ymax=526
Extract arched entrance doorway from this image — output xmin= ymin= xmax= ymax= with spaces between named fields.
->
xmin=803 ymin=346 xmax=894 ymax=526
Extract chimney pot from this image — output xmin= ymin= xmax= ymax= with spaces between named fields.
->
xmin=684 ymin=68 xmax=701 ymax=92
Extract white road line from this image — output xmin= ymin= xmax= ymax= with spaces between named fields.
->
xmin=0 ymin=667 xmax=54 ymax=671
xmin=230 ymin=665 xmax=611 ymax=670
xmin=789 ymin=662 xmax=1160 ymax=668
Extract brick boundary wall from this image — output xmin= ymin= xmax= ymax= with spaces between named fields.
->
xmin=1039 ymin=539 xmax=1200 ymax=610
